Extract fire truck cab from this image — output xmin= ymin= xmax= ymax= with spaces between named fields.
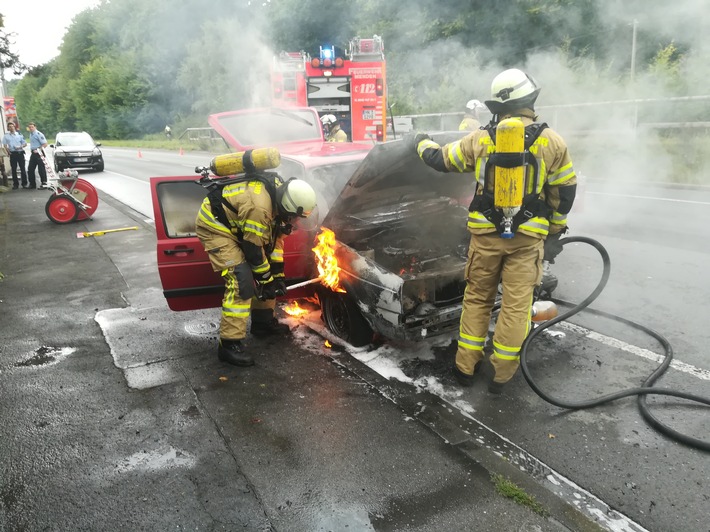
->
xmin=271 ymin=36 xmax=387 ymax=143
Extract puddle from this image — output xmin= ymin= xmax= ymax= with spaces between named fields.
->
xmin=14 ymin=346 xmax=76 ymax=368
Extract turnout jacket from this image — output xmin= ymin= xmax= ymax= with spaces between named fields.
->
xmin=196 ymin=178 xmax=285 ymax=281
xmin=418 ymin=110 xmax=576 ymax=238
xmin=326 ymin=125 xmax=348 ymax=142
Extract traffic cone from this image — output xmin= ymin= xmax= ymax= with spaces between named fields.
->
xmin=137 ymin=149 xmax=143 ymax=158
xmin=179 ymin=147 xmax=184 ymax=156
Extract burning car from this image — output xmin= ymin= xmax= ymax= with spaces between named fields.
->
xmin=150 ymin=107 xmax=474 ymax=346
xmin=317 ymin=133 xmax=472 ymax=346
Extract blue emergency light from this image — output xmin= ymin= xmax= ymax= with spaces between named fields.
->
xmin=320 ymin=46 xmax=334 ymax=61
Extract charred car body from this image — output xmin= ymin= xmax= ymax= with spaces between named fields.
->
xmin=320 ymin=134 xmax=473 ymax=345
xmin=150 ymin=107 xmax=473 ymax=346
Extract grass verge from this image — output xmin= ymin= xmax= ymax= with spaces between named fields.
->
xmin=491 ymin=473 xmax=549 ymax=517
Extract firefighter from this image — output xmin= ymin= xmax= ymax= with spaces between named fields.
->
xmin=321 ymin=114 xmax=348 ymax=142
xmin=195 ymin=173 xmax=318 ymax=366
xmin=459 ymin=99 xmax=484 ymax=131
xmin=413 ymin=69 xmax=576 ymax=393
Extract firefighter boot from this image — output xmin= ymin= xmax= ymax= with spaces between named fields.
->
xmin=217 ymin=338 xmax=254 ymax=367
xmin=484 ymin=361 xmax=506 ymax=395
xmin=452 ymin=361 xmax=482 ymax=388
xmin=250 ymin=308 xmax=291 ymax=338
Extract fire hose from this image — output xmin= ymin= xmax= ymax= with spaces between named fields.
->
xmin=520 ymin=236 xmax=710 ymax=452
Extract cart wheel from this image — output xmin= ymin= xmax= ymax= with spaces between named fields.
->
xmin=45 ymin=194 xmax=79 ymax=224
xmin=60 ymin=178 xmax=99 ymax=220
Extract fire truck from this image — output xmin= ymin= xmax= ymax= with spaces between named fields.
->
xmin=271 ymin=35 xmax=387 ymax=142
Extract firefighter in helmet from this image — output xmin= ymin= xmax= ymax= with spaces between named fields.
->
xmin=459 ymin=99 xmax=484 ymax=131
xmin=413 ymin=68 xmax=576 ymax=393
xmin=195 ymin=172 xmax=318 ymax=366
xmin=321 ymin=114 xmax=348 ymax=142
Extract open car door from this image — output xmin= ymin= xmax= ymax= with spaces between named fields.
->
xmin=151 ymin=175 xmax=222 ymax=311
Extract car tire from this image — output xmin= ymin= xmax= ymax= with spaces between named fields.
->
xmin=94 ymin=161 xmax=104 ymax=172
xmin=320 ymin=290 xmax=373 ymax=347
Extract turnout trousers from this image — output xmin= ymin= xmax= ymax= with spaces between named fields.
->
xmin=195 ymin=226 xmax=274 ymax=341
xmin=455 ymin=232 xmax=544 ymax=384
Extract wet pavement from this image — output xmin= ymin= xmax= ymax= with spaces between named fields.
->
xmin=0 ymin=183 xmax=615 ymax=530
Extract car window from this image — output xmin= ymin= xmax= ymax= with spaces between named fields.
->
xmin=56 ymin=133 xmax=94 ymax=146
xmin=276 ymin=158 xmax=362 ymax=218
xmin=214 ymin=108 xmax=321 ymax=147
xmin=308 ymin=161 xmax=362 ymax=209
xmin=157 ymin=181 xmax=206 ymax=238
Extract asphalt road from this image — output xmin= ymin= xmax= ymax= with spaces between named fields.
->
xmin=37 ymin=146 xmax=710 ymax=531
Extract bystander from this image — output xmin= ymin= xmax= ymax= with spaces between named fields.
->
xmin=27 ymin=122 xmax=49 ymax=189
xmin=2 ymin=122 xmax=29 ymax=189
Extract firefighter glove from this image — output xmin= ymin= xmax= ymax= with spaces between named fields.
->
xmin=544 ymin=231 xmax=565 ymax=263
xmin=412 ymin=132 xmax=431 ymax=151
xmin=259 ymin=278 xmax=285 ymax=300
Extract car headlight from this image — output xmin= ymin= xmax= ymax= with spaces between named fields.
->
xmin=92 ymin=148 xmax=101 ymax=156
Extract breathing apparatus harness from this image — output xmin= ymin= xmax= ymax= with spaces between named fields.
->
xmin=469 ymin=119 xmax=550 ymax=236
xmin=196 ymin=165 xmax=296 ymax=249
xmin=521 ymin=236 xmax=710 ymax=451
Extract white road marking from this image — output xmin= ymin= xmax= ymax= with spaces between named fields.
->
xmin=102 ymin=170 xmax=151 ymax=184
xmin=559 ymin=322 xmax=710 ymax=380
xmin=588 ymin=191 xmax=710 ymax=205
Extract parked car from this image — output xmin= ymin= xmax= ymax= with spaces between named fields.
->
xmin=50 ymin=132 xmax=104 ymax=172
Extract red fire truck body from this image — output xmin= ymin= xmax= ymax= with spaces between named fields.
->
xmin=271 ymin=36 xmax=387 ymax=142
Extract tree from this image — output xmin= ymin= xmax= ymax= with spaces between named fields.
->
xmin=0 ymin=14 xmax=26 ymax=76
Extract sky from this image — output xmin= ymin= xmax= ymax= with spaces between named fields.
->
xmin=2 ymin=0 xmax=100 ymax=79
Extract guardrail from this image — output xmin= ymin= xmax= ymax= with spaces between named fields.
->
xmin=389 ymin=94 xmax=710 ymax=138
xmin=178 ymin=127 xmax=224 ymax=143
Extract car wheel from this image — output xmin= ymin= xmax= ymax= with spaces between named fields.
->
xmin=94 ymin=161 xmax=104 ymax=172
xmin=320 ymin=290 xmax=373 ymax=347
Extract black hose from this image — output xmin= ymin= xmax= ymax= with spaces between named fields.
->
xmin=520 ymin=235 xmax=710 ymax=452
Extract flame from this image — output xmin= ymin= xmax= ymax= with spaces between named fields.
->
xmin=324 ymin=340 xmax=332 ymax=348
xmin=283 ymin=301 xmax=309 ymax=317
xmin=312 ymin=228 xmax=345 ymax=292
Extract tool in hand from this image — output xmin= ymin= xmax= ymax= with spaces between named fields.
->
xmin=286 ymin=277 xmax=323 ymax=291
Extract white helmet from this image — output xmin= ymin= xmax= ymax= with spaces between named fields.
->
xmin=484 ymin=68 xmax=541 ymax=115
xmin=278 ymin=179 xmax=317 ymax=218
xmin=465 ymin=99 xmax=484 ymax=112
xmin=320 ymin=114 xmax=337 ymax=127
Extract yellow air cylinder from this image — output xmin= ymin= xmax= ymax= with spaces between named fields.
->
xmin=209 ymin=147 xmax=281 ymax=177
xmin=493 ymin=117 xmax=525 ymax=210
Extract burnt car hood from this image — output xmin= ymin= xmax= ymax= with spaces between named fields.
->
xmin=323 ymin=132 xmax=471 ymax=232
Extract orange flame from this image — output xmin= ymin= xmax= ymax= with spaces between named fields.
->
xmin=312 ymin=228 xmax=345 ymax=292
xmin=283 ymin=301 xmax=309 ymax=317
xmin=324 ymin=340 xmax=332 ymax=348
